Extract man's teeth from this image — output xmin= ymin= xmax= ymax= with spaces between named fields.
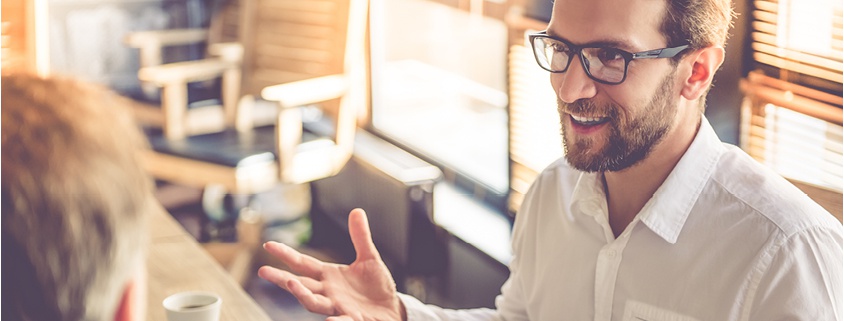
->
xmin=571 ymin=115 xmax=607 ymax=123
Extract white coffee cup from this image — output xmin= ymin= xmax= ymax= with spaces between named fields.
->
xmin=163 ymin=291 xmax=222 ymax=321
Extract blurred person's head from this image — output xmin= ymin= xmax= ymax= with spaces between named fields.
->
xmin=2 ymin=74 xmax=154 ymax=321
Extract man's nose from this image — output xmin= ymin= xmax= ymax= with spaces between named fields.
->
xmin=552 ymin=57 xmax=597 ymax=104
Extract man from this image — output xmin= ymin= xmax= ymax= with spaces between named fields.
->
xmin=258 ymin=0 xmax=843 ymax=319
xmin=2 ymin=74 xmax=154 ymax=321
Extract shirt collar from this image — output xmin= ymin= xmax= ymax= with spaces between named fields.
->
xmin=637 ymin=115 xmax=726 ymax=244
xmin=569 ymin=168 xmax=606 ymax=219
xmin=567 ymin=116 xmax=726 ymax=244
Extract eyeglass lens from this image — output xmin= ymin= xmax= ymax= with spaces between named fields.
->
xmin=533 ymin=37 xmax=627 ymax=84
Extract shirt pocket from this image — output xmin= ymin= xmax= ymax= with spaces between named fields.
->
xmin=622 ymin=300 xmax=701 ymax=321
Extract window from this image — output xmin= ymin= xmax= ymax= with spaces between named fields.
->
xmin=743 ymin=0 xmax=843 ymax=192
xmin=369 ymin=0 xmax=510 ymax=209
xmin=506 ymin=15 xmax=561 ymax=214
xmin=750 ymin=0 xmax=842 ymax=85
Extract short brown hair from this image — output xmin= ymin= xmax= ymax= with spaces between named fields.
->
xmin=661 ymin=0 xmax=736 ymax=49
xmin=660 ymin=0 xmax=734 ymax=111
xmin=2 ymin=74 xmax=153 ymax=320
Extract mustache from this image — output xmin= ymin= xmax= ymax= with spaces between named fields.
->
xmin=557 ymin=99 xmax=618 ymax=118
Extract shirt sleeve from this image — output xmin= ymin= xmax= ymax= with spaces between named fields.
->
xmin=748 ymin=225 xmax=843 ymax=321
xmin=399 ymin=293 xmax=498 ymax=321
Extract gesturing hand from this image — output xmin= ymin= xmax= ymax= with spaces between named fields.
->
xmin=258 ymin=208 xmax=406 ymax=321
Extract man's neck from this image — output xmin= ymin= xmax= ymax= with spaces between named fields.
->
xmin=603 ymin=113 xmax=702 ymax=238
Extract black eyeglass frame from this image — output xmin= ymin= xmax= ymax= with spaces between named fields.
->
xmin=528 ymin=30 xmax=690 ymax=85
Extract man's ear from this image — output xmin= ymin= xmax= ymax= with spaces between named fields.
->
xmin=680 ymin=46 xmax=725 ymax=101
xmin=114 ymin=280 xmax=139 ymax=321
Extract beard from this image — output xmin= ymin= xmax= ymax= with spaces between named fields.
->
xmin=559 ymin=72 xmax=678 ymax=172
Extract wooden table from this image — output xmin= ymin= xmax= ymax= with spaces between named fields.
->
xmin=146 ymin=207 xmax=272 ymax=321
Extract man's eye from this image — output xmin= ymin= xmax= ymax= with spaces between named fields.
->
xmin=596 ymin=48 xmax=624 ymax=63
xmin=550 ymin=42 xmax=569 ymax=54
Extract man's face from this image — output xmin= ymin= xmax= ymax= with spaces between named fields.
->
xmin=558 ymin=72 xmax=678 ymax=172
xmin=548 ymin=0 xmax=682 ymax=172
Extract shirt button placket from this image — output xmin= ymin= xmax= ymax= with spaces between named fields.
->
xmin=594 ymin=242 xmax=625 ymax=321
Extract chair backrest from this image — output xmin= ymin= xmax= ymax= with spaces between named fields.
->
xmin=238 ymin=0 xmax=365 ymax=98
xmin=124 ymin=0 xmax=246 ymax=135
xmin=240 ymin=0 xmax=369 ymax=184
xmin=206 ymin=0 xmax=244 ymax=50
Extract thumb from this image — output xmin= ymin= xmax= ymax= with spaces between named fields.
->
xmin=348 ymin=208 xmax=380 ymax=262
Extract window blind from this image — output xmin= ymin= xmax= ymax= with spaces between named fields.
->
xmin=745 ymin=0 xmax=843 ymax=193
xmin=507 ymin=22 xmax=562 ymax=214
xmin=750 ymin=0 xmax=843 ymax=84
xmin=741 ymin=71 xmax=843 ymax=192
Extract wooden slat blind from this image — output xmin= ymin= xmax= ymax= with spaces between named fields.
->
xmin=507 ymin=27 xmax=563 ymax=214
xmin=744 ymin=0 xmax=843 ymax=195
xmin=741 ymin=71 xmax=843 ymax=192
xmin=750 ymin=0 xmax=843 ymax=83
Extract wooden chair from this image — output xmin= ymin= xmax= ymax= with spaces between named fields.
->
xmin=137 ymin=0 xmax=367 ymax=185
xmin=124 ymin=0 xmax=250 ymax=139
xmin=129 ymin=0 xmax=369 ymax=283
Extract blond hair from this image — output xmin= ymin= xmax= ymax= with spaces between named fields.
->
xmin=2 ymin=74 xmax=153 ymax=320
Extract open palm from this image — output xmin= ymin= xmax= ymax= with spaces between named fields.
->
xmin=258 ymin=208 xmax=405 ymax=321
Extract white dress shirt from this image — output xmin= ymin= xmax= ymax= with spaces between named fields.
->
xmin=400 ymin=117 xmax=843 ymax=321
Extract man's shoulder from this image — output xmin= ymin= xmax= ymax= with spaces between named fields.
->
xmin=519 ymin=157 xmax=583 ymax=208
xmin=708 ymin=144 xmax=839 ymax=236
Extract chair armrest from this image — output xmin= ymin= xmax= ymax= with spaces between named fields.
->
xmin=124 ymin=28 xmax=208 ymax=48
xmin=208 ymin=42 xmax=243 ymax=63
xmin=260 ymin=75 xmax=348 ymax=108
xmin=125 ymin=29 xmax=211 ymax=87
xmin=268 ymin=74 xmax=358 ymax=185
xmin=139 ymin=58 xmax=236 ymax=85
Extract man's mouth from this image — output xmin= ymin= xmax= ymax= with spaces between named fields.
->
xmin=570 ymin=114 xmax=610 ymax=126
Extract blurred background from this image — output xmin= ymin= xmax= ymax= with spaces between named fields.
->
xmin=2 ymin=0 xmax=841 ymax=319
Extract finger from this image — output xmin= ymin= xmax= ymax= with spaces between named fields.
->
xmin=326 ymin=316 xmax=354 ymax=321
xmin=257 ymin=266 xmax=325 ymax=294
xmin=288 ymin=278 xmax=335 ymax=315
xmin=348 ymin=208 xmax=380 ymax=262
xmin=263 ymin=241 xmax=324 ymax=278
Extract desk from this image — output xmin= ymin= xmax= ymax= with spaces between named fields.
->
xmin=146 ymin=207 xmax=272 ymax=321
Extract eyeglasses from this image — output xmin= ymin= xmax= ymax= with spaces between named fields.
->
xmin=528 ymin=31 xmax=689 ymax=85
